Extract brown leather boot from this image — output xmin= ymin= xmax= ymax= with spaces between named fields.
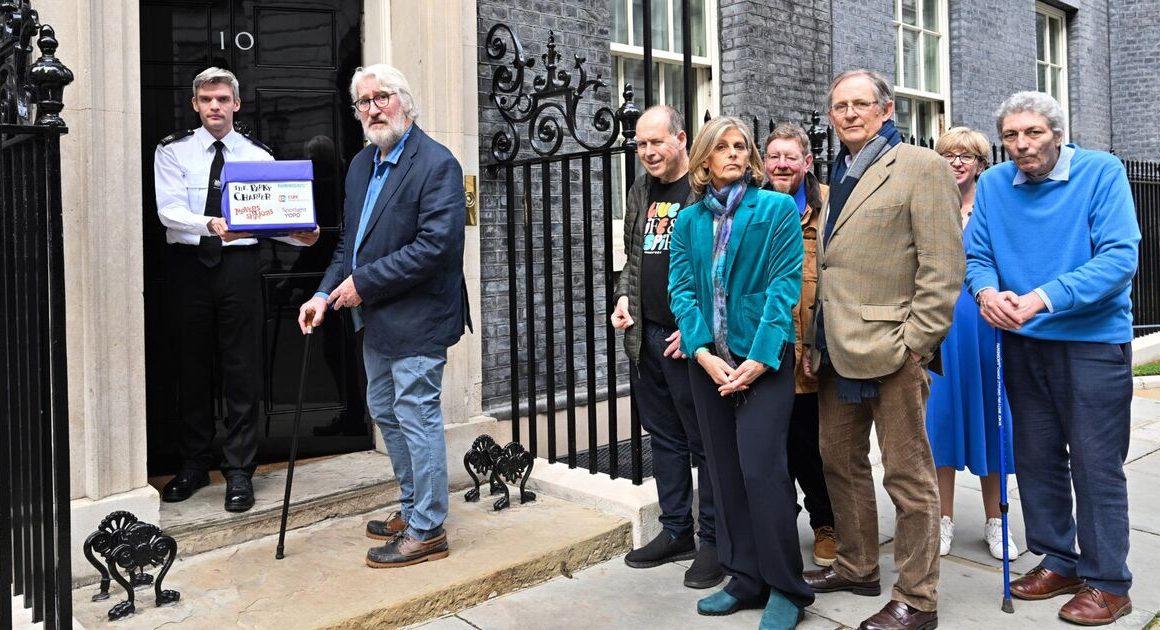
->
xmin=813 ymin=526 xmax=837 ymax=567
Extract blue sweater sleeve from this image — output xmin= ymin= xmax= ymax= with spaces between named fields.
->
xmin=1038 ymin=160 xmax=1141 ymax=312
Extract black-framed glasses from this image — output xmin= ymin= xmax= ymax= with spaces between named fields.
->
xmin=941 ymin=152 xmax=979 ymax=165
xmin=353 ymin=92 xmax=394 ymax=112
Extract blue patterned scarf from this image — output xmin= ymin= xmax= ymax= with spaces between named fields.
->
xmin=702 ymin=172 xmax=751 ymax=368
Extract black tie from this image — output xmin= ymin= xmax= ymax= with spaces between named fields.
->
xmin=198 ymin=140 xmax=226 ymax=268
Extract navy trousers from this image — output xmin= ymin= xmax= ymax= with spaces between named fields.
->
xmin=1003 ymin=334 xmax=1133 ymax=595
xmin=631 ymin=321 xmax=716 ymax=545
xmin=689 ymin=347 xmax=814 ymax=609
xmin=788 ymin=392 xmax=834 ymax=530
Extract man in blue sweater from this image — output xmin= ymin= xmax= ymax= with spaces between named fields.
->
xmin=966 ymin=91 xmax=1140 ymax=626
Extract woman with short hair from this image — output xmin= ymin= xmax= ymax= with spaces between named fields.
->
xmin=926 ymin=126 xmax=1019 ymax=561
xmin=668 ymin=116 xmax=811 ymax=629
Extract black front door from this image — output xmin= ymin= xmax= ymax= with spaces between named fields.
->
xmin=140 ymin=0 xmax=370 ymax=474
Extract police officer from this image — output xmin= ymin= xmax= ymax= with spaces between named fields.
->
xmin=154 ymin=66 xmax=318 ymax=512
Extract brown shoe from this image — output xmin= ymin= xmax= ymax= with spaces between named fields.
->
xmin=1058 ymin=586 xmax=1132 ymax=626
xmin=813 ymin=526 xmax=837 ymax=567
xmin=365 ymin=511 xmax=407 ymax=540
xmin=858 ymin=600 xmax=937 ymax=630
xmin=366 ymin=531 xmax=449 ymax=568
xmin=803 ymin=566 xmax=881 ymax=596
xmin=1011 ymin=566 xmax=1084 ymax=601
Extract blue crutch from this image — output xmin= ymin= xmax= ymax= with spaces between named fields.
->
xmin=997 ymin=331 xmax=1014 ymax=613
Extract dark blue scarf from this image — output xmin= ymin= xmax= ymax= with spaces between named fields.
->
xmin=817 ymin=119 xmax=903 ymax=402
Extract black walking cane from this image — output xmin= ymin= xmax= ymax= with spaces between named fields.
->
xmin=996 ymin=331 xmax=1014 ymax=613
xmin=275 ymin=309 xmax=315 ymax=560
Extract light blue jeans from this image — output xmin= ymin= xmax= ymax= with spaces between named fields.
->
xmin=363 ymin=344 xmax=449 ymax=541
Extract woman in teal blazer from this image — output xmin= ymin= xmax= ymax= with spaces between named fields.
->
xmin=668 ymin=116 xmax=810 ymax=629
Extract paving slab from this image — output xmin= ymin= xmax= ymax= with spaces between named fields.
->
xmin=430 ymin=541 xmax=1154 ymax=630
xmin=445 ymin=556 xmax=845 ymax=630
xmin=411 ymin=615 xmax=477 ymax=630
xmin=71 ymin=494 xmax=630 ymax=630
xmin=1127 ymin=454 xmax=1160 ymax=537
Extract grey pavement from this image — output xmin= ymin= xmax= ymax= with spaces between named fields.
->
xmin=413 ymin=396 xmax=1160 ymax=630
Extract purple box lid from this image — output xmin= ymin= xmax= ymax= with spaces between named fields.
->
xmin=221 ymin=160 xmax=317 ymax=234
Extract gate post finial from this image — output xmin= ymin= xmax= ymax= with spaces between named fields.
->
xmin=806 ymin=110 xmax=827 ymax=160
xmin=616 ymin=84 xmax=640 ymax=148
xmin=29 ymin=23 xmax=73 ymax=127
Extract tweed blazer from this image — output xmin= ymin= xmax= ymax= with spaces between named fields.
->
xmin=805 ymin=143 xmax=963 ymax=378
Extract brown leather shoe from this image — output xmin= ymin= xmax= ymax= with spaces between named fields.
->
xmin=803 ymin=566 xmax=881 ymax=596
xmin=1010 ymin=566 xmax=1084 ymax=601
xmin=813 ymin=526 xmax=837 ymax=567
xmin=1058 ymin=586 xmax=1132 ymax=626
xmin=365 ymin=511 xmax=407 ymax=540
xmin=859 ymin=600 xmax=937 ymax=630
xmin=366 ymin=531 xmax=449 ymax=568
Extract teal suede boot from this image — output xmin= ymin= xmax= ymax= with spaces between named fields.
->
xmin=697 ymin=589 xmax=742 ymax=616
xmin=759 ymin=590 xmax=803 ymax=630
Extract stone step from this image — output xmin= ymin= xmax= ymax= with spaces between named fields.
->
xmin=157 ymin=451 xmax=401 ymax=563
xmin=71 ymin=492 xmax=631 ymax=629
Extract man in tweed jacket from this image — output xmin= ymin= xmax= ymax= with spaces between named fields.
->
xmin=802 ymin=70 xmax=963 ymax=630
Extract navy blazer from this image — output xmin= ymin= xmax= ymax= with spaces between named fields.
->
xmin=319 ymin=125 xmax=471 ymax=358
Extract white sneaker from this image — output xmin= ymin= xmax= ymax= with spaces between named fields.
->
xmin=984 ymin=518 xmax=1019 ymax=560
xmin=939 ymin=516 xmax=954 ymax=556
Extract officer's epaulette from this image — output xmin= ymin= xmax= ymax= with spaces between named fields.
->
xmin=158 ymin=129 xmax=195 ymax=147
xmin=240 ymin=132 xmax=274 ymax=156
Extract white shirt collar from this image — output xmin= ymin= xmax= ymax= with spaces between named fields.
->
xmin=1013 ymin=143 xmax=1074 ymax=185
xmin=194 ymin=126 xmax=241 ymax=153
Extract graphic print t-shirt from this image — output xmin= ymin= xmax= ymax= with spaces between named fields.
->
xmin=640 ymin=176 xmax=691 ymax=329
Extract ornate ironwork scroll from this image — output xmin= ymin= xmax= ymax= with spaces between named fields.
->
xmin=83 ymin=511 xmax=181 ymax=621
xmin=462 ymin=435 xmax=536 ymax=511
xmin=485 ymin=23 xmax=640 ymax=163
xmin=0 ymin=2 xmax=73 ymax=126
xmin=84 ymin=511 xmax=154 ymax=603
xmin=491 ymin=441 xmax=536 ymax=511
xmin=463 ymin=434 xmax=505 ymax=502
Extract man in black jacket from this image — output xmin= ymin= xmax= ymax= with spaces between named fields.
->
xmin=611 ymin=105 xmax=720 ymax=588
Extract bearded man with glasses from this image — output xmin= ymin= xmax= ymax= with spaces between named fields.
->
xmin=299 ymin=64 xmax=472 ymax=569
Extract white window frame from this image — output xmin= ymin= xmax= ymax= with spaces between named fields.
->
xmin=1036 ymin=2 xmax=1069 ymax=139
xmin=608 ymin=0 xmax=719 ymax=258
xmin=609 ymin=0 xmax=720 ymax=120
xmin=892 ymin=0 xmax=950 ymax=140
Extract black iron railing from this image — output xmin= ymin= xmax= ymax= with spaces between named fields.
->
xmin=1126 ymin=160 xmax=1160 ymax=335
xmin=484 ymin=22 xmax=647 ymax=483
xmin=1 ymin=3 xmax=75 ymax=628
